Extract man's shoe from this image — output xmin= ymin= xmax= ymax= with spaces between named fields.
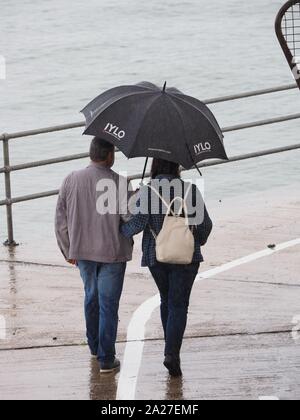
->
xmin=164 ymin=356 xmax=182 ymax=377
xmin=100 ymin=358 xmax=121 ymax=374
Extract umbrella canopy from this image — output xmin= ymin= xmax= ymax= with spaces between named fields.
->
xmin=81 ymin=82 xmax=228 ymax=169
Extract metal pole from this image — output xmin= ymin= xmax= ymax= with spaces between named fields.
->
xmin=2 ymin=133 xmax=18 ymax=246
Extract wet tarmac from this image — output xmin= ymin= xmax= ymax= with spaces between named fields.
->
xmin=0 ymin=185 xmax=300 ymax=400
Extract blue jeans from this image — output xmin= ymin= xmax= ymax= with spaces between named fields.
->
xmin=77 ymin=261 xmax=126 ymax=363
xmin=149 ymin=263 xmax=200 ymax=359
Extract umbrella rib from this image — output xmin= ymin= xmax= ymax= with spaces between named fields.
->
xmin=84 ymin=90 xmax=154 ymax=129
xmin=126 ymin=95 xmax=163 ymax=157
xmin=165 ymin=95 xmax=195 ymax=168
xmin=168 ymin=95 xmax=228 ymax=165
xmin=82 ymin=85 xmax=154 ymax=111
xmin=167 ymin=92 xmax=223 ymax=138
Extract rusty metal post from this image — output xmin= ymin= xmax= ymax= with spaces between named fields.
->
xmin=2 ymin=133 xmax=18 ymax=246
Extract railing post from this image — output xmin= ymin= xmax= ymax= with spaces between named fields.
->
xmin=2 ymin=133 xmax=18 ymax=247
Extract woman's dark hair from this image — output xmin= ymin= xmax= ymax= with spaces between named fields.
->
xmin=150 ymin=158 xmax=180 ymax=179
xmin=89 ymin=137 xmax=114 ymax=162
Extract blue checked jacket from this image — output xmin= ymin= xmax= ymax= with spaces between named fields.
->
xmin=121 ymin=175 xmax=213 ymax=267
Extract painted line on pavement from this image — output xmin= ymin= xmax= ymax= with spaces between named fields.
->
xmin=117 ymin=238 xmax=300 ymax=400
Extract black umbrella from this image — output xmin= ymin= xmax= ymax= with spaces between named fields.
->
xmin=81 ymin=82 xmax=228 ymax=173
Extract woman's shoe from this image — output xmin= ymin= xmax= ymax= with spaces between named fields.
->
xmin=164 ymin=356 xmax=182 ymax=377
xmin=100 ymin=358 xmax=121 ymax=374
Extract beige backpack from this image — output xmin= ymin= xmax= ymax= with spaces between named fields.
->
xmin=148 ymin=185 xmax=195 ymax=265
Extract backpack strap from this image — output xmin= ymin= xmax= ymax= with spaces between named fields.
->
xmin=149 ymin=226 xmax=157 ymax=240
xmin=147 ymin=185 xmax=176 ymax=216
xmin=146 ymin=184 xmax=193 ymax=239
xmin=166 ymin=196 xmax=188 ymax=218
xmin=178 ymin=183 xmax=192 ymax=215
xmin=147 ymin=185 xmax=172 ymax=240
xmin=178 ymin=184 xmax=195 ymax=233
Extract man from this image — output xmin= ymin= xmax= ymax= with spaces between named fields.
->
xmin=55 ymin=137 xmax=133 ymax=373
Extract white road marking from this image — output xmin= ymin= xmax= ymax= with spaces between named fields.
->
xmin=116 ymin=238 xmax=300 ymax=400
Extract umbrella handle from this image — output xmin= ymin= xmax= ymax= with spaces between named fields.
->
xmin=184 ymin=143 xmax=203 ymax=177
xmin=140 ymin=157 xmax=149 ymax=186
xmin=194 ymin=164 xmax=203 ymax=177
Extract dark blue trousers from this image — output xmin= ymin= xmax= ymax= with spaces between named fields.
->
xmin=149 ymin=263 xmax=199 ymax=359
xmin=78 ymin=261 xmax=126 ymax=363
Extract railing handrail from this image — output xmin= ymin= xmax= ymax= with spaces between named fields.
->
xmin=1 ymin=112 xmax=300 ymax=175
xmin=1 ymin=80 xmax=299 ymax=246
xmin=1 ymin=141 xmax=300 ymax=207
xmin=0 ymin=82 xmax=297 ymax=142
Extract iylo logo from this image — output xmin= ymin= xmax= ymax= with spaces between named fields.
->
xmin=103 ymin=123 xmax=126 ymax=140
xmin=194 ymin=142 xmax=212 ymax=156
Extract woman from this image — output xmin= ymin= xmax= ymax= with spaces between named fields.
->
xmin=121 ymin=158 xmax=213 ymax=377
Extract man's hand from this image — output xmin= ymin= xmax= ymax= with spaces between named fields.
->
xmin=67 ymin=259 xmax=77 ymax=266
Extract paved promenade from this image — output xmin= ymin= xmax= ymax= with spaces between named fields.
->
xmin=0 ymin=185 xmax=299 ymax=400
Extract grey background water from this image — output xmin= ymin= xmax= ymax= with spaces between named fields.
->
xmin=0 ymin=0 xmax=299 ymax=253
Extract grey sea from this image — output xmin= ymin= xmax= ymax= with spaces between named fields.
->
xmin=0 ymin=0 xmax=299 ymax=255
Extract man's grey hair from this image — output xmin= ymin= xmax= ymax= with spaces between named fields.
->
xmin=89 ymin=137 xmax=114 ymax=162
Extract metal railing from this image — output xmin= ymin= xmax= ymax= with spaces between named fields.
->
xmin=1 ymin=82 xmax=300 ymax=246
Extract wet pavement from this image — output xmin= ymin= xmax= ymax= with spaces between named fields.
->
xmin=0 ymin=185 xmax=300 ymax=400
xmin=139 ymin=332 xmax=300 ymax=400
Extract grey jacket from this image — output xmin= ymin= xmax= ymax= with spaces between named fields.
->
xmin=55 ymin=162 xmax=133 ymax=263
